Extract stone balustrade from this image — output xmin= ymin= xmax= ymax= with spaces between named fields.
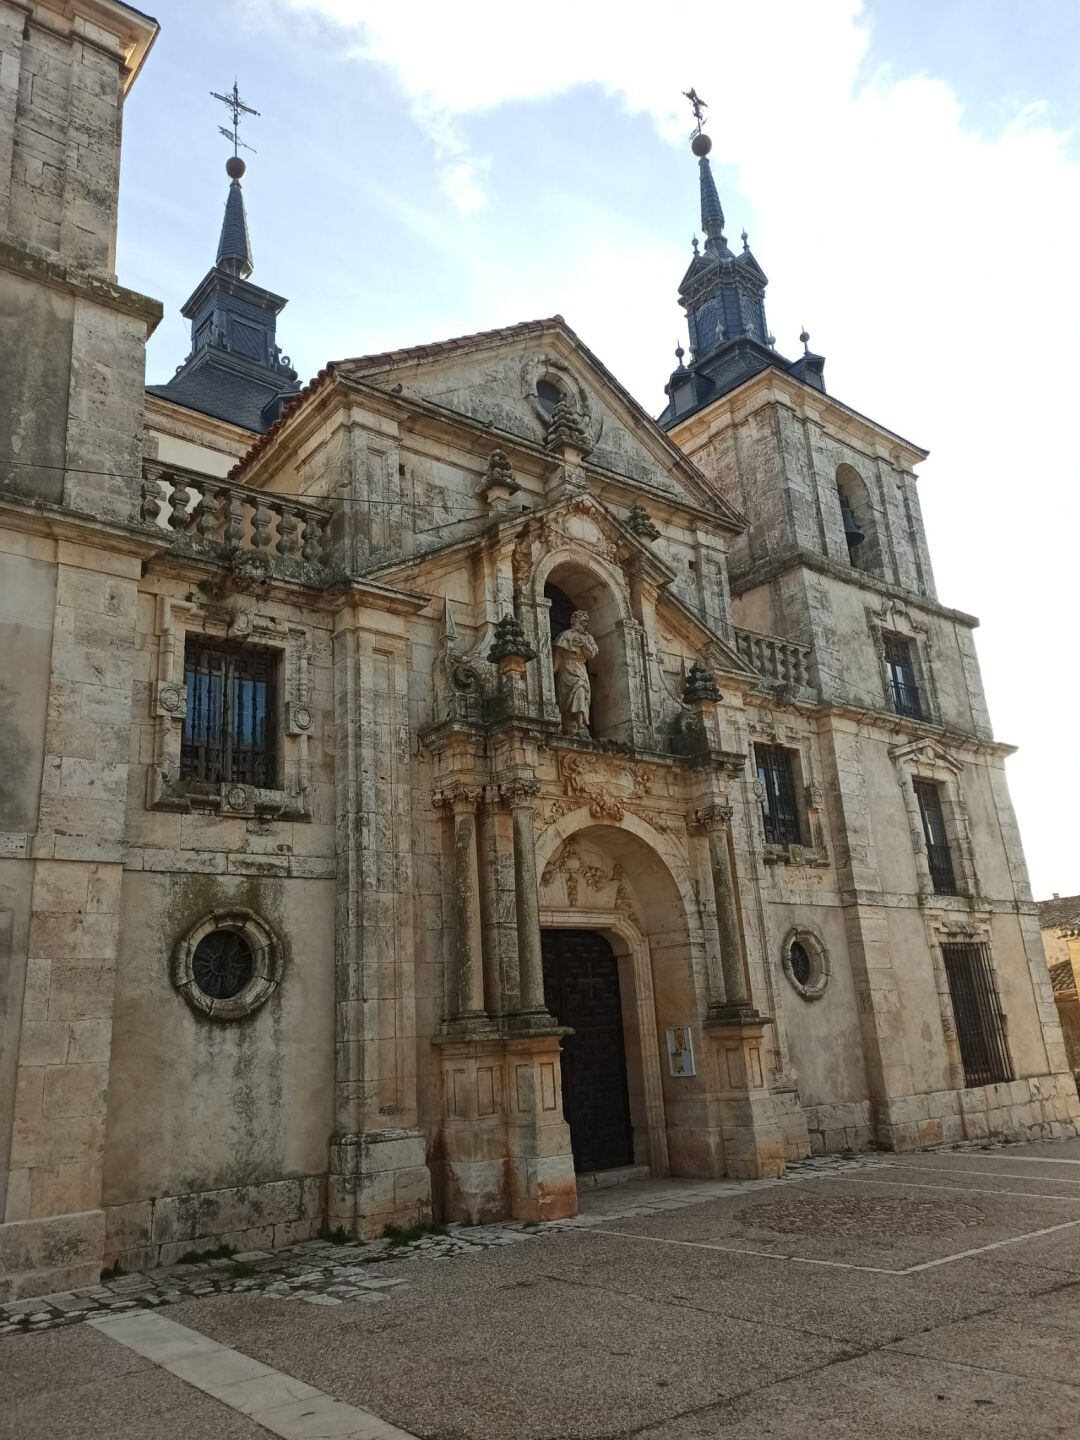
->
xmin=141 ymin=462 xmax=332 ymax=569
xmin=734 ymin=627 xmax=814 ymax=694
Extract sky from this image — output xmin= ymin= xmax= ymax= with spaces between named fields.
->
xmin=121 ymin=0 xmax=1080 ymax=899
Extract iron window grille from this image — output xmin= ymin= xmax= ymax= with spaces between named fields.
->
xmin=884 ymin=634 xmax=923 ymax=719
xmin=181 ymin=635 xmax=279 ymax=788
xmin=913 ymin=778 xmax=958 ymax=895
xmin=755 ymin=744 xmax=803 ymax=846
xmin=941 ymin=941 xmax=1012 ymax=1087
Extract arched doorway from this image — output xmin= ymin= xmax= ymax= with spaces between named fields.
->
xmin=541 ymin=929 xmax=634 ymax=1173
xmin=538 ymin=818 xmax=709 ymax=1179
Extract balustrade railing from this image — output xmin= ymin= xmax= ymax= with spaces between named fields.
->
xmin=734 ymin=627 xmax=814 ymax=693
xmin=141 ymin=463 xmax=332 ymax=568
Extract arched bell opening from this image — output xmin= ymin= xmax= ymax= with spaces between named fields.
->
xmin=836 ymin=463 xmax=883 ymax=576
xmin=544 ymin=561 xmax=629 ymax=742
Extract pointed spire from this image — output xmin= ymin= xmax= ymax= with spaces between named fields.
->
xmin=697 ymin=153 xmax=729 ymax=255
xmin=217 ymin=156 xmax=253 ymax=278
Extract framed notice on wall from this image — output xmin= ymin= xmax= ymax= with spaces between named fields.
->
xmin=666 ymin=1026 xmax=696 ymax=1077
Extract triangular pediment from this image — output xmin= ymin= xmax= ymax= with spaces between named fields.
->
xmin=363 ymin=488 xmax=756 ymax=684
xmin=334 ymin=317 xmax=744 ymax=530
xmin=889 ymin=738 xmax=964 ymax=774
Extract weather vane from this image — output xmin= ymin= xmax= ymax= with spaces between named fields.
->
xmin=683 ymin=87 xmax=707 ymax=135
xmin=211 ymin=79 xmax=259 ymax=158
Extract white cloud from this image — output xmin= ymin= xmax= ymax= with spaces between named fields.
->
xmin=274 ymin=0 xmax=1080 ymax=897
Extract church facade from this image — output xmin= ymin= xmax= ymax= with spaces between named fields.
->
xmin=1 ymin=1 xmax=1076 ymax=1302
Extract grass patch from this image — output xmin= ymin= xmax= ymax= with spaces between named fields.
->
xmin=177 ymin=1243 xmax=236 ymax=1265
xmin=381 ymin=1221 xmax=448 ymax=1247
xmin=99 ymin=1263 xmax=125 ymax=1282
xmin=229 ymin=1260 xmax=256 ymax=1279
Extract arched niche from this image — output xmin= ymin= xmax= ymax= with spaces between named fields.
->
xmin=836 ymin=463 xmax=883 ymax=576
xmin=542 ymin=557 xmax=633 ymax=743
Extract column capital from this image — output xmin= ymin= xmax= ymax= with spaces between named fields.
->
xmin=497 ymin=775 xmax=541 ymax=809
xmin=433 ymin=782 xmax=484 ymax=813
xmin=690 ymin=803 xmax=734 ymax=833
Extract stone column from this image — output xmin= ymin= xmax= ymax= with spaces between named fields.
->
xmin=502 ymin=778 xmax=552 ymax=1024
xmin=437 ymin=784 xmax=487 ymax=1026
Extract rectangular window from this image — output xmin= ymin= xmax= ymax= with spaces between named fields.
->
xmin=941 ymin=941 xmax=1012 ymax=1087
xmin=181 ymin=635 xmax=278 ymax=787
xmin=755 ymin=744 xmax=803 ymax=846
xmin=913 ymin=778 xmax=958 ymax=894
xmin=884 ymin=634 xmax=923 ymax=719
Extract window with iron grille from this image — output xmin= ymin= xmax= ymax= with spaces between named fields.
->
xmin=941 ymin=941 xmax=1012 ymax=1087
xmin=181 ymin=635 xmax=278 ymax=788
xmin=913 ymin=778 xmax=958 ymax=895
xmin=755 ymin=744 xmax=803 ymax=846
xmin=883 ymin=633 xmax=923 ymax=719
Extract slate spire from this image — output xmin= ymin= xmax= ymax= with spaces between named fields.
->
xmin=658 ymin=88 xmax=826 ymax=428
xmin=698 ymin=153 xmax=730 ymax=256
xmin=216 ymin=155 xmax=254 ymax=278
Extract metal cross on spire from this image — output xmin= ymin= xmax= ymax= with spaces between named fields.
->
xmin=212 ymin=79 xmax=259 ymax=156
xmin=683 ymin=87 xmax=708 ymax=135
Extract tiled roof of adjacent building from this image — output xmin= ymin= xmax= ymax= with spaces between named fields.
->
xmin=1049 ymin=959 xmax=1077 ymax=995
xmin=1037 ymin=895 xmax=1080 ymax=929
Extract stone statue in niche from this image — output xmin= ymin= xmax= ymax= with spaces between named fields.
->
xmin=553 ymin=609 xmax=598 ymax=736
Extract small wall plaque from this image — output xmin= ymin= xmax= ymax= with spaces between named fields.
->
xmin=666 ymin=1026 xmax=696 ymax=1077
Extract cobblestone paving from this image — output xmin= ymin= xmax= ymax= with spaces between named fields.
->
xmin=0 ymin=1154 xmax=890 ymax=1339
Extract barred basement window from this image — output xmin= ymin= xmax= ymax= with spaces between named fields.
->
xmin=181 ymin=635 xmax=278 ymax=788
xmin=913 ymin=778 xmax=957 ymax=895
xmin=755 ymin=744 xmax=803 ymax=846
xmin=941 ymin=941 xmax=1012 ymax=1087
xmin=884 ymin=633 xmax=923 ymax=719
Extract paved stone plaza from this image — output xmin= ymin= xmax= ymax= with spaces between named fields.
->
xmin=5 ymin=1140 xmax=1080 ymax=1438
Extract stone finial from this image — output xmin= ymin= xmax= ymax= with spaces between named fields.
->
xmin=478 ymin=449 xmax=520 ymax=508
xmin=544 ymin=396 xmax=590 ymax=459
xmin=487 ymin=613 xmax=536 ymax=677
xmin=626 ymin=502 xmax=660 ymax=542
xmin=683 ymin=660 xmax=723 ymax=705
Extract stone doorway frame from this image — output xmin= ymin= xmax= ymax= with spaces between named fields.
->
xmin=539 ymin=907 xmax=670 ymax=1178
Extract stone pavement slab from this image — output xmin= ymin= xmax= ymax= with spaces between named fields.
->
xmin=586 ymin=1172 xmax=1080 ymax=1270
xmin=633 ymin=1350 xmax=1080 ymax=1439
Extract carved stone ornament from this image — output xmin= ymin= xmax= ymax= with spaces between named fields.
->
xmin=690 ymin=803 xmax=734 ymax=833
xmin=544 ymin=396 xmax=591 ymax=458
xmin=626 ymin=502 xmax=661 ymax=542
xmin=227 ymin=548 xmax=273 ymax=598
xmin=478 ymin=449 xmax=521 ymax=507
xmin=433 ymin=783 xmax=484 ymax=812
xmin=154 ymin=680 xmax=187 ymax=719
xmin=559 ymin=751 xmax=651 ymax=822
xmin=682 ymin=660 xmax=723 ymax=706
xmin=497 ymin=776 xmax=542 ymax=807
xmin=487 ymin=613 xmax=537 ymax=667
xmin=222 ymin=784 xmax=254 ymax=815
xmin=432 ymin=600 xmax=496 ymax=726
xmin=540 ymin=839 xmax=641 ymax=928
xmin=285 ymin=701 xmax=313 ymax=734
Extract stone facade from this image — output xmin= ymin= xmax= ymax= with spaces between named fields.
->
xmin=1 ymin=5 xmax=1077 ymax=1302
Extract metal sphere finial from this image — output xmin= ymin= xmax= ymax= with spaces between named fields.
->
xmin=690 ymin=130 xmax=712 ymax=158
xmin=799 ymin=327 xmax=811 ymax=354
xmin=226 ymin=154 xmax=246 ymax=180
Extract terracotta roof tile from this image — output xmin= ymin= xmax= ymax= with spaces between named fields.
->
xmin=1049 ymin=959 xmax=1077 ymax=995
xmin=1038 ymin=895 xmax=1080 ymax=929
